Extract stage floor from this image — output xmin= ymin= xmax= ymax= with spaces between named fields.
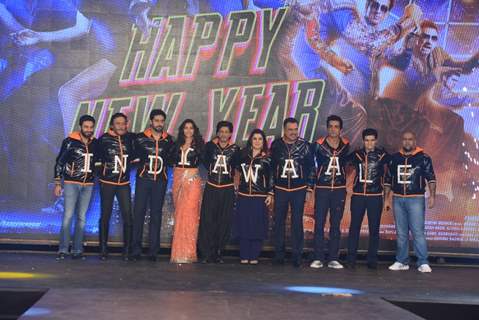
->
xmin=1 ymin=252 xmax=478 ymax=319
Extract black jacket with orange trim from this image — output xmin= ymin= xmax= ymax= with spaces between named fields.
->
xmin=54 ymin=132 xmax=98 ymax=185
xmin=385 ymin=148 xmax=436 ymax=196
xmin=98 ymin=130 xmax=135 ymax=185
xmin=310 ymin=137 xmax=350 ymax=189
xmin=236 ymin=148 xmax=273 ymax=196
xmin=135 ymin=129 xmax=174 ymax=182
xmin=350 ymin=148 xmax=389 ymax=195
xmin=270 ymin=137 xmax=314 ymax=191
xmin=170 ymin=143 xmax=203 ymax=168
xmin=202 ymin=138 xmax=240 ymax=187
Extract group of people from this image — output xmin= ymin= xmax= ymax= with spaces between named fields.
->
xmin=54 ymin=110 xmax=436 ymax=272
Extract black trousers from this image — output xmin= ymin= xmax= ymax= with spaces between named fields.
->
xmin=99 ymin=183 xmax=133 ymax=255
xmin=314 ymin=188 xmax=346 ymax=261
xmin=347 ymin=194 xmax=383 ymax=265
xmin=273 ymin=188 xmax=306 ymax=261
xmin=198 ymin=183 xmax=235 ymax=260
xmin=131 ymin=177 xmax=168 ymax=256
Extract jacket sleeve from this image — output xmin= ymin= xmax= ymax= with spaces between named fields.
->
xmin=423 ymin=154 xmax=436 ymax=183
xmin=265 ymin=157 xmax=274 ymax=195
xmin=383 ymin=156 xmax=393 ymax=187
xmin=54 ymin=138 xmax=70 ymax=183
xmin=200 ymin=142 xmax=212 ymax=170
xmin=307 ymin=143 xmax=317 ymax=189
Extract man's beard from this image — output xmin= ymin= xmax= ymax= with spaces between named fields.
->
xmin=81 ymin=131 xmax=93 ymax=139
xmin=152 ymin=125 xmax=163 ymax=133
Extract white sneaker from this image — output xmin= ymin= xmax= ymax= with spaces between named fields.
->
xmin=388 ymin=262 xmax=410 ymax=271
xmin=417 ymin=264 xmax=432 ymax=273
xmin=327 ymin=260 xmax=344 ymax=269
xmin=310 ymin=260 xmax=323 ymax=269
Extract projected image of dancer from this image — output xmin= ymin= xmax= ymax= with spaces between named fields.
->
xmin=1 ymin=0 xmax=90 ymax=101
xmin=198 ymin=121 xmax=240 ymax=264
xmin=372 ymin=19 xmax=479 ymax=202
xmin=170 ymin=119 xmax=204 ymax=264
xmin=272 ymin=0 xmax=422 ymax=145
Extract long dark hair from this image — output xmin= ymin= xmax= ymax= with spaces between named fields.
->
xmin=244 ymin=128 xmax=268 ymax=156
xmin=176 ymin=119 xmax=204 ymax=151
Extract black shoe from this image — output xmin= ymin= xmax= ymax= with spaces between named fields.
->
xmin=292 ymin=259 xmax=302 ymax=268
xmin=215 ymin=256 xmax=224 ymax=264
xmin=56 ymin=253 xmax=66 ymax=261
xmin=200 ymin=258 xmax=209 ymax=264
xmin=272 ymin=258 xmax=285 ymax=266
xmin=72 ymin=253 xmax=85 ymax=260
xmin=367 ymin=262 xmax=378 ymax=270
xmin=148 ymin=255 xmax=157 ymax=262
xmin=100 ymin=253 xmax=108 ymax=261
xmin=345 ymin=262 xmax=356 ymax=269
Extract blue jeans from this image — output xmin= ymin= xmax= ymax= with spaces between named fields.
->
xmin=58 ymin=183 xmax=93 ymax=254
xmin=392 ymin=196 xmax=428 ymax=266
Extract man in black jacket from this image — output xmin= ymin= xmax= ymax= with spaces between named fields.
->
xmin=131 ymin=109 xmax=174 ymax=261
xmin=385 ymin=131 xmax=436 ymax=273
xmin=97 ymin=112 xmax=136 ymax=260
xmin=53 ymin=115 xmax=97 ymax=260
xmin=271 ymin=118 xmax=314 ymax=267
xmin=198 ymin=121 xmax=240 ymax=263
xmin=309 ymin=115 xmax=350 ymax=269
xmin=346 ymin=128 xmax=388 ymax=269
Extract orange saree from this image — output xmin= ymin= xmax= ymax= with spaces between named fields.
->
xmin=170 ymin=167 xmax=202 ymax=263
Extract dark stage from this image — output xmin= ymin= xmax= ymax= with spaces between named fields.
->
xmin=1 ymin=253 xmax=479 ymax=320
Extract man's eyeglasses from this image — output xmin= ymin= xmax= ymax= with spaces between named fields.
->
xmin=421 ymin=33 xmax=439 ymax=42
xmin=369 ymin=0 xmax=390 ymax=13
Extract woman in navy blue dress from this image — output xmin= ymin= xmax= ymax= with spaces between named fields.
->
xmin=235 ymin=129 xmax=273 ymax=265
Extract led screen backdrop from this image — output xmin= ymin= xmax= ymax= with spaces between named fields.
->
xmin=0 ymin=0 xmax=478 ymax=254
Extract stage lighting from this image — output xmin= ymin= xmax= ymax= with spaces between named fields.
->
xmin=23 ymin=307 xmax=51 ymax=317
xmin=0 ymin=272 xmax=50 ymax=279
xmin=285 ymin=286 xmax=363 ymax=296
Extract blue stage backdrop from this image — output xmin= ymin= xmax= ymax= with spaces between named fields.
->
xmin=1 ymin=0 xmax=478 ymax=254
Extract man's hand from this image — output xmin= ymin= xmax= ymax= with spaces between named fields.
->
xmin=305 ymin=188 xmax=313 ymax=203
xmin=428 ymin=195 xmax=435 ymax=209
xmin=133 ymin=7 xmax=160 ymax=37
xmin=54 ymin=184 xmax=63 ymax=197
xmin=403 ymin=3 xmax=423 ymax=28
xmin=265 ymin=195 xmax=273 ymax=206
xmin=11 ymin=29 xmax=44 ymax=46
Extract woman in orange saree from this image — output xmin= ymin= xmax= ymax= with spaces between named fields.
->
xmin=170 ymin=119 xmax=204 ymax=263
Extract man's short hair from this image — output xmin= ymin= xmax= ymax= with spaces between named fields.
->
xmin=402 ymin=130 xmax=416 ymax=138
xmin=216 ymin=121 xmax=233 ymax=133
xmin=150 ymin=109 xmax=167 ymax=121
xmin=420 ymin=20 xmax=439 ymax=32
xmin=283 ymin=117 xmax=298 ymax=128
xmin=110 ymin=112 xmax=127 ymax=126
xmin=362 ymin=128 xmax=378 ymax=140
xmin=79 ymin=115 xmax=95 ymax=126
xmin=326 ymin=115 xmax=343 ymax=129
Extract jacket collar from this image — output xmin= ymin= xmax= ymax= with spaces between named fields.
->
xmin=399 ymin=147 xmax=423 ymax=156
xmin=69 ymin=131 xmax=93 ymax=143
xmin=212 ymin=137 xmax=232 ymax=148
xmin=144 ymin=128 xmax=168 ymax=140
